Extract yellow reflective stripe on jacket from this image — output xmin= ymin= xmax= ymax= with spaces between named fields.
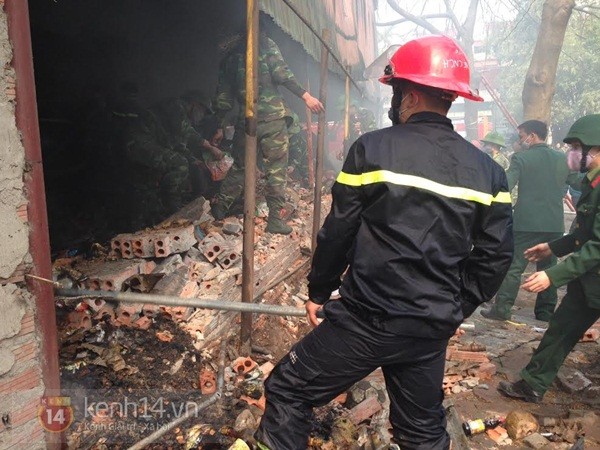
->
xmin=336 ymin=170 xmax=512 ymax=206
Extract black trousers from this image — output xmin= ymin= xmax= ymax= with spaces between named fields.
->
xmin=256 ymin=301 xmax=450 ymax=450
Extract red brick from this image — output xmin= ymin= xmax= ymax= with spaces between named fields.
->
xmin=199 ymin=369 xmax=217 ymax=395
xmin=348 ymin=395 xmax=382 ymax=425
xmin=17 ymin=313 xmax=35 ymax=337
xmin=13 ymin=341 xmax=39 ymax=364
xmin=8 ymin=397 xmax=40 ymax=427
xmin=580 ymin=328 xmax=599 ymax=342
xmin=66 ymin=311 xmax=92 ymax=330
xmin=486 ymin=425 xmax=509 ymax=443
xmin=474 ymin=362 xmax=497 ymax=381
xmin=231 ymin=357 xmax=258 ymax=375
xmin=16 ymin=204 xmax=28 ymax=223
xmin=142 ymin=304 xmax=160 ymax=318
xmin=133 ymin=316 xmax=152 ymax=330
xmin=0 ymin=367 xmax=41 ymax=394
xmin=446 ymin=348 xmax=490 ymax=363
xmin=162 ymin=306 xmax=193 ymax=322
xmin=94 ymin=304 xmax=116 ymax=322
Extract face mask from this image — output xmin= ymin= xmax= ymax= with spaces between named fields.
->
xmin=521 ymin=135 xmax=532 ymax=148
xmin=388 ymin=91 xmax=413 ymax=125
xmin=567 ymin=147 xmax=596 ymax=172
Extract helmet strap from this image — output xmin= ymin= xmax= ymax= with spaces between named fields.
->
xmin=581 ymin=145 xmax=592 ymax=173
xmin=389 ymin=86 xmax=403 ymax=125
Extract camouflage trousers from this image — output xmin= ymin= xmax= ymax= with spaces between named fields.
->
xmin=159 ymin=152 xmax=190 ymax=215
xmin=215 ymin=118 xmax=289 ymax=213
xmin=288 ymin=133 xmax=309 ymax=181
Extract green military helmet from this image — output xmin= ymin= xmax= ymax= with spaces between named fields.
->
xmin=480 ymin=131 xmax=505 ymax=148
xmin=181 ymin=89 xmax=213 ymax=112
xmin=564 ymin=114 xmax=600 ymax=146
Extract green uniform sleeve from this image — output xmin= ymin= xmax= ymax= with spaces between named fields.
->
xmin=546 ymin=210 xmax=600 ymax=287
xmin=505 ymin=153 xmax=522 ymax=191
xmin=214 ymin=53 xmax=239 ymax=127
xmin=567 ymin=171 xmax=584 ymax=191
xmin=265 ymin=37 xmax=306 ymax=98
xmin=126 ymin=118 xmax=168 ymax=170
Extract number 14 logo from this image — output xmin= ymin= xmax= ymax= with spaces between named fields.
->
xmin=38 ymin=396 xmax=73 ymax=433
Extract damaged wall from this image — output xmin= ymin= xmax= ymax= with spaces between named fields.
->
xmin=0 ymin=3 xmax=46 ymax=449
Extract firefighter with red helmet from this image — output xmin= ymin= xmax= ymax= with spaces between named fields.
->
xmin=255 ymin=36 xmax=513 ymax=450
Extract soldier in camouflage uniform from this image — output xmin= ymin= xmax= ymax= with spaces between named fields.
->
xmin=336 ymin=95 xmax=377 ymax=160
xmin=124 ymin=104 xmax=191 ymax=227
xmin=211 ymin=32 xmax=323 ymax=234
xmin=152 ymin=95 xmax=225 ymax=200
xmin=480 ymin=131 xmax=517 ymax=204
xmin=481 ymin=131 xmax=510 ymax=170
xmin=286 ymin=109 xmax=309 ymax=185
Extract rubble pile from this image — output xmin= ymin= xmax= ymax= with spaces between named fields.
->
xmin=54 ymin=189 xmax=321 ymax=350
xmin=52 ymin=187 xmax=600 ymax=449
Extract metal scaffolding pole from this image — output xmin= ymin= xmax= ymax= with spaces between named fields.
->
xmin=311 ymin=29 xmax=330 ymax=253
xmin=241 ymin=0 xmax=259 ymax=355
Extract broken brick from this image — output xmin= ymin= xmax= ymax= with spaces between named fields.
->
xmin=133 ymin=316 xmax=152 ymax=330
xmin=474 ymin=362 xmax=496 ymax=381
xmin=348 ymin=395 xmax=382 ymax=425
xmin=156 ymin=330 xmax=174 ymax=342
xmin=200 ymin=369 xmax=217 ymax=395
xmin=486 ymin=425 xmax=509 ymax=444
xmin=162 ymin=306 xmax=194 ymax=322
xmin=446 ymin=348 xmax=490 ymax=363
xmin=232 ymin=357 xmax=258 ymax=375
xmin=142 ymin=304 xmax=160 ymax=318
xmin=83 ymin=298 xmax=106 ymax=312
xmin=94 ymin=305 xmax=116 ymax=322
xmin=259 ymin=361 xmax=275 ymax=379
xmin=579 ymin=328 xmax=599 ymax=342
xmin=67 ymin=311 xmax=92 ymax=330
xmin=240 ymin=394 xmax=266 ymax=411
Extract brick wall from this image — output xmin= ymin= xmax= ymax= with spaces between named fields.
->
xmin=0 ymin=1 xmax=47 ymax=448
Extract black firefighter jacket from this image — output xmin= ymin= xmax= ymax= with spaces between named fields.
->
xmin=308 ymin=112 xmax=514 ymax=339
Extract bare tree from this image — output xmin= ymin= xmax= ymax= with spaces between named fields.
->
xmin=383 ymin=0 xmax=481 ymax=139
xmin=522 ymin=0 xmax=575 ymax=122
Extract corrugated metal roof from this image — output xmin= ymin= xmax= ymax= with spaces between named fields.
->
xmin=260 ymin=0 xmax=376 ymax=78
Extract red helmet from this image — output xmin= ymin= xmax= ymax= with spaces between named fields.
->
xmin=379 ymin=35 xmax=483 ymax=102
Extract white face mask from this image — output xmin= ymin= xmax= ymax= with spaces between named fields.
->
xmin=521 ymin=136 xmax=532 ymax=148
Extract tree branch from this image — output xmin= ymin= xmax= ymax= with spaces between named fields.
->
xmin=442 ymin=0 xmax=464 ymax=34
xmin=385 ymin=0 xmax=445 ymax=35
xmin=376 ymin=13 xmax=453 ymax=27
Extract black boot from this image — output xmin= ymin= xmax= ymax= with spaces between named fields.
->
xmin=498 ymin=379 xmax=542 ymax=403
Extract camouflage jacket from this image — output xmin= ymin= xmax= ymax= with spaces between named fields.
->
xmin=348 ymin=107 xmax=377 ymax=143
xmin=215 ymin=35 xmax=306 ymax=126
xmin=125 ymin=98 xmax=210 ymax=171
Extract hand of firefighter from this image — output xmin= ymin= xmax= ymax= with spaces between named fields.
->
xmin=521 ymin=271 xmax=551 ymax=293
xmin=523 ymin=243 xmax=552 ymax=262
xmin=302 ymin=92 xmax=325 ymax=114
xmin=305 ymin=300 xmax=323 ymax=328
xmin=211 ymin=128 xmax=224 ymax=146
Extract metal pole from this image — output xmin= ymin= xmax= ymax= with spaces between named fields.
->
xmin=305 ymin=78 xmax=315 ymax=187
xmin=241 ymin=0 xmax=259 ymax=355
xmin=127 ymin=341 xmax=227 ymax=450
xmin=56 ymin=289 xmax=310 ymax=317
xmin=344 ymin=65 xmax=351 ymax=141
xmin=312 ymin=29 xmax=330 ymax=253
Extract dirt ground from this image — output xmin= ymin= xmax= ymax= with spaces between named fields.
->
xmin=451 ymin=287 xmax=600 ymax=450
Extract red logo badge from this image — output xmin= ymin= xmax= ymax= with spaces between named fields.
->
xmin=38 ymin=396 xmax=74 ymax=432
